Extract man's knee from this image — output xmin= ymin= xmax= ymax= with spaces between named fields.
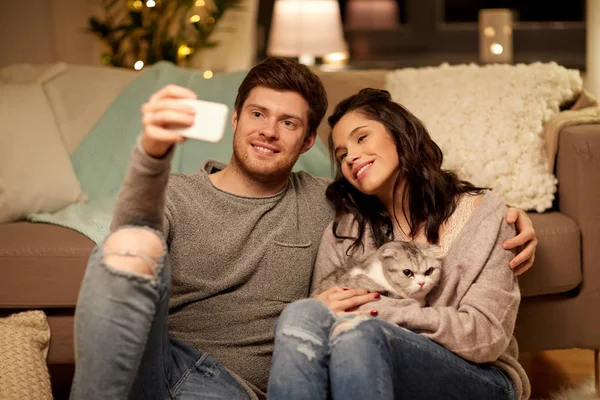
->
xmin=103 ymin=227 xmax=164 ymax=277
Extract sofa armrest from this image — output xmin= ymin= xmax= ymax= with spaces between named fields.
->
xmin=555 ymin=123 xmax=600 ymax=291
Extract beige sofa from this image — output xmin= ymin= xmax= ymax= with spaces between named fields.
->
xmin=0 ymin=64 xmax=599 ymax=395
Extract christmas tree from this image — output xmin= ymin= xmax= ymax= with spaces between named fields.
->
xmin=88 ymin=0 xmax=243 ymax=69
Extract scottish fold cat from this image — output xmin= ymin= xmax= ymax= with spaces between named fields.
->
xmin=320 ymin=241 xmax=442 ymax=306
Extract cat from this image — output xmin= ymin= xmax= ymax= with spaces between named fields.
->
xmin=319 ymin=241 xmax=442 ymax=307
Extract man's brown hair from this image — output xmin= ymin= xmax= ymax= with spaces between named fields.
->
xmin=234 ymin=57 xmax=328 ymax=136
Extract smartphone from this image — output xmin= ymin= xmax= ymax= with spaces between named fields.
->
xmin=175 ymin=99 xmax=229 ymax=143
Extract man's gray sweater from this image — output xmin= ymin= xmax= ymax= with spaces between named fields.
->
xmin=111 ymin=142 xmax=334 ymax=398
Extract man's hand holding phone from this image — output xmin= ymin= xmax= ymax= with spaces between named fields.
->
xmin=140 ymin=84 xmax=228 ymax=158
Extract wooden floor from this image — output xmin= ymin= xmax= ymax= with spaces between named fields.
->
xmin=519 ymin=349 xmax=598 ymax=399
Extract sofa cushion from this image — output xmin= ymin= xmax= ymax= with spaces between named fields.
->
xmin=519 ymin=212 xmax=581 ymax=297
xmin=0 ymin=211 xmax=581 ymax=306
xmin=0 ymin=77 xmax=85 ymax=223
xmin=42 ymin=65 xmax=138 ymax=155
xmin=0 ymin=222 xmax=93 ymax=307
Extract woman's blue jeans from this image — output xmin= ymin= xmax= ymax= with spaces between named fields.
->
xmin=267 ymin=298 xmax=517 ymax=400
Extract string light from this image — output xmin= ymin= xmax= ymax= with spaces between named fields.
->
xmin=178 ymin=44 xmax=193 ymax=59
xmin=134 ymin=60 xmax=144 ymax=70
xmin=490 ymin=43 xmax=504 ymax=55
xmin=206 ymin=17 xmax=215 ymax=24
xmin=146 ymin=0 xmax=156 ymax=7
xmin=190 ymin=14 xmax=201 ymax=23
xmin=203 ymin=70 xmax=213 ymax=79
xmin=195 ymin=0 xmax=205 ymax=6
xmin=133 ymin=0 xmax=143 ymax=10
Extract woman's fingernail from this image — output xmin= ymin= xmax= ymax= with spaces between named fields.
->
xmin=374 ymin=293 xmax=381 ymax=299
xmin=343 ymin=287 xmax=349 ymax=291
xmin=370 ymin=310 xmax=378 ymax=317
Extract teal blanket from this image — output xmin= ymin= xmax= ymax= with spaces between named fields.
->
xmin=28 ymin=62 xmax=333 ymax=243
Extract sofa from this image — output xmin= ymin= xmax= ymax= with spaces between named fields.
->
xmin=0 ymin=63 xmax=599 ymax=396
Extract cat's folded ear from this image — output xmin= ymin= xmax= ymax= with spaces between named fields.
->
xmin=423 ymin=245 xmax=442 ymax=258
xmin=381 ymin=248 xmax=398 ymax=258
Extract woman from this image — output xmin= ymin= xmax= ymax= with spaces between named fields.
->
xmin=267 ymin=89 xmax=530 ymax=400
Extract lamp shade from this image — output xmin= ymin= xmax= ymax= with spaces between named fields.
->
xmin=267 ymin=0 xmax=347 ymax=59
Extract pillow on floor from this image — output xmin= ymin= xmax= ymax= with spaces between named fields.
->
xmin=386 ymin=62 xmax=582 ymax=212
xmin=0 ymin=310 xmax=52 ymax=400
xmin=0 ymin=64 xmax=85 ymax=223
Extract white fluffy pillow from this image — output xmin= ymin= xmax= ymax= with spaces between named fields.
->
xmin=0 ymin=74 xmax=84 ymax=222
xmin=386 ymin=62 xmax=582 ymax=212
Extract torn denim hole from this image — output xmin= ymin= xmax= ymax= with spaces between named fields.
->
xmin=296 ymin=344 xmax=317 ymax=361
xmin=101 ymin=249 xmax=161 ymax=284
xmin=279 ymin=327 xmax=324 ymax=361
xmin=100 ymin=225 xmax=166 ymax=283
xmin=331 ymin=315 xmax=372 ymax=338
xmin=103 ymin=250 xmax=160 ymax=271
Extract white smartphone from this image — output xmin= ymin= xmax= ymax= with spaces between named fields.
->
xmin=175 ymin=99 xmax=229 ymax=143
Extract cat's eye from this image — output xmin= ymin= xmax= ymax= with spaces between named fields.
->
xmin=402 ymin=269 xmax=414 ymax=277
xmin=425 ymin=268 xmax=434 ymax=276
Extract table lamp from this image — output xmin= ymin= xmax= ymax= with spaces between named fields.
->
xmin=267 ymin=0 xmax=347 ymax=66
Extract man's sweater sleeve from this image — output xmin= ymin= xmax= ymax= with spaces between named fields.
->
xmin=110 ymin=138 xmax=174 ymax=236
xmin=367 ymin=209 xmax=520 ymax=364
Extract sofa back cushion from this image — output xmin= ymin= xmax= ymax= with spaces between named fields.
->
xmin=42 ymin=64 xmax=138 ymax=154
xmin=0 ymin=74 xmax=84 ymax=222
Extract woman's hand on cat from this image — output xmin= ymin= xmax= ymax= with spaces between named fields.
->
xmin=315 ymin=286 xmax=381 ymax=316
xmin=503 ymin=207 xmax=537 ymax=276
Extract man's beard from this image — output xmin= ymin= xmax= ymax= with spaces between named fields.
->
xmin=231 ymin=130 xmax=299 ymax=184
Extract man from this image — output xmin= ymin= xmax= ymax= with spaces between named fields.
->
xmin=70 ymin=58 xmax=536 ymax=400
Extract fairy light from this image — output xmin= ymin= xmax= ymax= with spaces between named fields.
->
xmin=178 ymin=44 xmax=193 ymax=59
xmin=203 ymin=70 xmax=213 ymax=79
xmin=190 ymin=14 xmax=201 ymax=23
xmin=146 ymin=0 xmax=156 ymax=7
xmin=490 ymin=43 xmax=504 ymax=55
xmin=195 ymin=0 xmax=205 ymax=6
xmin=133 ymin=0 xmax=143 ymax=10
xmin=484 ymin=27 xmax=495 ymax=37
xmin=134 ymin=60 xmax=144 ymax=70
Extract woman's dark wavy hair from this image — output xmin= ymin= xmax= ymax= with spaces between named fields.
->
xmin=326 ymin=88 xmax=485 ymax=252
